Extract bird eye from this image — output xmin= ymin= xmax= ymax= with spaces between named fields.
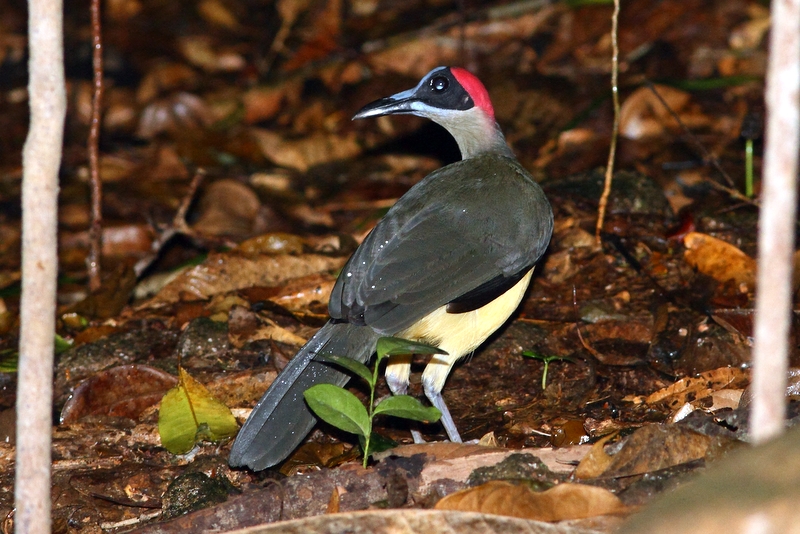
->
xmin=430 ymin=76 xmax=449 ymax=92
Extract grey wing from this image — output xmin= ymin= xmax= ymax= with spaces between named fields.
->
xmin=329 ymin=155 xmax=552 ymax=334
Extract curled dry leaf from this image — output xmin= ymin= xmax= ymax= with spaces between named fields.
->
xmin=624 ymin=366 xmax=749 ymax=410
xmin=191 ymin=179 xmax=262 ymax=237
xmin=574 ymin=433 xmax=617 ymax=479
xmin=435 ymin=481 xmax=625 ymax=522
xmin=250 ymin=128 xmax=362 ymax=172
xmin=139 ymin=252 xmax=346 ymax=308
xmin=137 ymin=92 xmax=214 ymax=139
xmin=683 ymin=232 xmax=756 ymax=291
xmin=620 ymin=85 xmax=707 ymax=140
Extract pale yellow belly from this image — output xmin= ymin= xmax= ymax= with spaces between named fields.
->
xmin=390 ymin=269 xmax=533 ymax=394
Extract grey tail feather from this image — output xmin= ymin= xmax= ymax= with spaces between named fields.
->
xmin=228 ymin=320 xmax=379 ymax=470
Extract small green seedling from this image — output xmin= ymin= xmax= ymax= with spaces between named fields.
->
xmin=304 ymin=337 xmax=443 ymax=468
xmin=522 ymin=351 xmax=575 ymax=390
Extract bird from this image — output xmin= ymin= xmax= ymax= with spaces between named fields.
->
xmin=229 ymin=66 xmax=553 ymax=470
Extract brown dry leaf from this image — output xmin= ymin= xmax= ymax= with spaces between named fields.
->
xmin=147 ymin=144 xmax=190 ymax=181
xmin=197 ymin=0 xmax=239 ymax=30
xmin=140 ymin=252 xmax=346 ymax=308
xmin=620 ymin=85 xmax=707 ymax=140
xmin=602 ymin=424 xmax=712 ymax=478
xmin=137 ymin=92 xmax=214 ymax=139
xmin=624 ymin=366 xmax=749 ymax=410
xmin=707 ymin=389 xmax=743 ymax=411
xmin=280 ymin=442 xmax=356 ymax=476
xmin=250 ymin=129 xmax=362 ymax=172
xmin=729 ymin=4 xmax=770 ymax=51
xmin=205 ymin=368 xmax=277 ymax=408
xmin=270 ymin=272 xmax=335 ymax=310
xmin=191 ymin=179 xmax=262 ymax=237
xmin=617 ymin=423 xmax=800 ymax=534
xmin=243 ymin=85 xmax=287 ymax=124
xmin=574 ymin=433 xmax=617 ymax=479
xmin=103 ymin=88 xmax=138 ymax=132
xmin=281 ymin=0 xmax=342 ymax=72
xmin=178 ymin=35 xmax=245 ymax=72
xmin=106 ymin=0 xmax=142 ymax=21
xmin=247 ymin=319 xmax=308 ymax=347
xmin=60 ymin=365 xmax=178 ymax=424
xmin=683 ymin=232 xmax=756 ymax=291
xmin=436 ymin=481 xmax=625 ymax=522
xmin=96 ymin=153 xmax=137 ymax=182
xmin=136 ymin=62 xmax=198 ymax=104
xmin=369 ymin=38 xmax=462 ymax=80
xmin=237 ymin=233 xmax=306 ymax=255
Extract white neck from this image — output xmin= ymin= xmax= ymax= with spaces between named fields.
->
xmin=427 ymin=107 xmax=513 ymax=159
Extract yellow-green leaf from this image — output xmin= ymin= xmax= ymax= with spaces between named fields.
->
xmin=158 ymin=367 xmax=239 ymax=454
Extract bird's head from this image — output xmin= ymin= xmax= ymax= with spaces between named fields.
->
xmin=353 ymin=67 xmax=511 ymax=159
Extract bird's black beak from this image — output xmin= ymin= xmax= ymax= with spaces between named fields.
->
xmin=352 ymin=86 xmax=420 ymax=120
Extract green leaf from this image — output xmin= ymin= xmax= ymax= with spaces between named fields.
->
xmin=374 ymin=395 xmax=442 ymax=422
xmin=54 ymin=334 xmax=73 ymax=355
xmin=304 ymin=384 xmax=371 ymax=438
xmin=376 ymin=337 xmax=447 ymax=359
xmin=364 ymin=432 xmax=397 ymax=458
xmin=158 ymin=367 xmax=239 ymax=454
xmin=317 ymin=354 xmax=374 ymax=386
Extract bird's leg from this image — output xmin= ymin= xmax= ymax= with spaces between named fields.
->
xmin=422 ymin=354 xmax=463 ymax=443
xmin=385 ymin=353 xmax=412 ymax=395
xmin=385 ymin=354 xmax=427 ymax=443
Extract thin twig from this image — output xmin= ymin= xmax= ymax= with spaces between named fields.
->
xmin=572 ymin=286 xmax=602 ymax=360
xmin=595 ymin=0 xmax=620 ymax=245
xmin=750 ymin=0 xmax=800 ymax=444
xmin=133 ymin=170 xmax=206 ymax=277
xmin=87 ymin=0 xmax=104 ymax=291
xmin=646 ymin=80 xmax=747 ymax=193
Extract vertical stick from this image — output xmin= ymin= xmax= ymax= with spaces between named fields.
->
xmin=750 ymin=0 xmax=800 ymax=444
xmin=87 ymin=0 xmax=104 ymax=291
xmin=17 ymin=0 xmax=66 ymax=531
xmin=595 ymin=0 xmax=620 ymax=245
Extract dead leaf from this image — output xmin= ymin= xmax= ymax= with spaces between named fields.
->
xmin=625 ymin=366 xmax=749 ymax=410
xmin=237 ymin=233 xmax=306 ymax=255
xmin=243 ymin=85 xmax=287 ymax=124
xmin=574 ymin=433 xmax=617 ymax=479
xmin=139 ymin=252 xmax=346 ymax=308
xmin=137 ymin=93 xmax=214 ymax=139
xmin=683 ymin=232 xmax=756 ymax=291
xmin=250 ymin=128 xmax=363 ymax=172
xmin=602 ymin=424 xmax=712 ymax=478
xmin=136 ymin=62 xmax=198 ymax=104
xmin=60 ymin=365 xmax=178 ymax=424
xmin=191 ymin=179 xmax=262 ymax=237
xmin=436 ymin=481 xmax=625 ymax=522
xmin=246 ymin=319 xmax=309 ymax=347
xmin=620 ymin=85 xmax=707 ymax=140
xmin=197 ymin=0 xmax=239 ymax=30
xmin=178 ymin=35 xmax=245 ymax=72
